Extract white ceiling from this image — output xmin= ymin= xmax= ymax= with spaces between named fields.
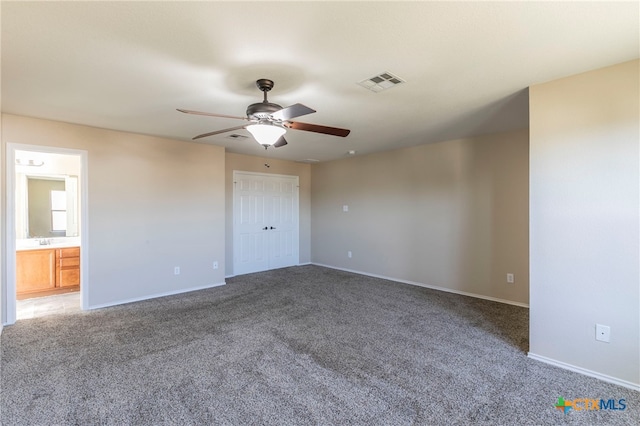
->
xmin=2 ymin=1 xmax=638 ymax=163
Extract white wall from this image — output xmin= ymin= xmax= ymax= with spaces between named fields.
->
xmin=0 ymin=114 xmax=3 ymax=332
xmin=529 ymin=60 xmax=639 ymax=388
xmin=15 ymin=150 xmax=81 ymax=176
xmin=2 ymin=114 xmax=226 ymax=318
xmin=311 ymin=129 xmax=529 ymax=305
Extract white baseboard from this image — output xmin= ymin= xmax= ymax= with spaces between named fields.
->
xmin=311 ymin=263 xmax=529 ymax=308
xmin=528 ymin=352 xmax=640 ymax=391
xmin=226 ymin=262 xmax=312 ymax=279
xmin=88 ymin=281 xmax=226 ymax=311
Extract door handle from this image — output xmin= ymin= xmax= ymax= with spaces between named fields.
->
xmin=262 ymin=227 xmax=268 ymax=230
xmin=270 ymin=226 xmax=276 ymax=230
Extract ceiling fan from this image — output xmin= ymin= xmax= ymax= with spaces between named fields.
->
xmin=178 ymin=79 xmax=350 ymax=149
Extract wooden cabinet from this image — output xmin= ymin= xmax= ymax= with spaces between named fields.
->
xmin=16 ymin=249 xmax=56 ymax=294
xmin=57 ymin=247 xmax=80 ymax=287
xmin=17 ymin=246 xmax=80 ymax=297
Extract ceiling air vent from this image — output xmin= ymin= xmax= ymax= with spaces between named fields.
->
xmin=227 ymin=134 xmax=248 ymax=139
xmin=358 ymin=72 xmax=405 ymax=93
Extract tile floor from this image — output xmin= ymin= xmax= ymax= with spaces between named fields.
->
xmin=16 ymin=291 xmax=81 ymax=320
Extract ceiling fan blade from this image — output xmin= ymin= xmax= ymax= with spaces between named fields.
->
xmin=284 ymin=121 xmax=351 ymax=137
xmin=270 ymin=103 xmax=316 ymax=121
xmin=177 ymin=108 xmax=248 ymax=121
xmin=273 ymin=136 xmax=288 ymax=148
xmin=192 ymin=125 xmax=247 ymax=140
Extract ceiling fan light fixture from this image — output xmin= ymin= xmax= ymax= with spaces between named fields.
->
xmin=246 ymin=123 xmax=286 ymax=146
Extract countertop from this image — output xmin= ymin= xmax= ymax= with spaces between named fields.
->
xmin=16 ymin=238 xmax=80 ymax=251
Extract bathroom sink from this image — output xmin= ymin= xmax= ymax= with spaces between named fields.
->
xmin=16 ymin=238 xmax=81 ymax=251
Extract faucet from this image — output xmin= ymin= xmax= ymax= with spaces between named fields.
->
xmin=38 ymin=238 xmax=50 ymax=245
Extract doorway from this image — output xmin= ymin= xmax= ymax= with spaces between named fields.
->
xmin=233 ymin=171 xmax=299 ymax=275
xmin=4 ymin=144 xmax=88 ymax=325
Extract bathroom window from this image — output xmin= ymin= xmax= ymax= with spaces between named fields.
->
xmin=51 ymin=190 xmax=67 ymax=231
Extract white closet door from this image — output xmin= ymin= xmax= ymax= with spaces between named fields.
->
xmin=266 ymin=176 xmax=298 ymax=270
xmin=233 ymin=172 xmax=299 ymax=275
xmin=234 ymin=174 xmax=269 ymax=275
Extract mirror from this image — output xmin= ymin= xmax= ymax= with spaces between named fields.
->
xmin=15 ymin=150 xmax=82 ymax=241
xmin=15 ymin=173 xmax=80 ymax=239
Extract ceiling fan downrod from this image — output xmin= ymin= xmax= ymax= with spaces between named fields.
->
xmin=256 ymin=78 xmax=274 ymax=103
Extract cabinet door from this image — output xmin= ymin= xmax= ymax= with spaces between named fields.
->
xmin=58 ymin=268 xmax=80 ymax=287
xmin=16 ymin=249 xmax=56 ymax=293
xmin=56 ymin=247 xmax=80 ymax=287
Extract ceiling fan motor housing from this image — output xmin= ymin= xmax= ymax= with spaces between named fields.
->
xmin=246 ymin=102 xmax=283 ymax=120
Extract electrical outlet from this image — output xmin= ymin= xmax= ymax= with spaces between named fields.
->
xmin=348 ymin=251 xmax=352 ymax=258
xmin=596 ymin=324 xmax=611 ymax=343
xmin=506 ymin=273 xmax=514 ymax=284
xmin=343 ymin=205 xmax=349 ymax=212
xmin=213 ymin=261 xmax=219 ymax=270
xmin=174 ymin=266 xmax=180 ymax=275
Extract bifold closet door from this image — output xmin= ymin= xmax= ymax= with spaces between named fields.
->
xmin=233 ymin=172 xmax=299 ymax=275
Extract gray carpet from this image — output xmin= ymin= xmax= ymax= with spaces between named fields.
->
xmin=1 ymin=265 xmax=638 ymax=425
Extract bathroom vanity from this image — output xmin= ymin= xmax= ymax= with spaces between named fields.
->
xmin=13 ymin=156 xmax=83 ymax=299
xmin=16 ymin=244 xmax=80 ymax=299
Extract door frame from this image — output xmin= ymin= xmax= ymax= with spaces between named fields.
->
xmin=232 ymin=170 xmax=300 ymax=276
xmin=3 ymin=143 xmax=89 ymax=325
